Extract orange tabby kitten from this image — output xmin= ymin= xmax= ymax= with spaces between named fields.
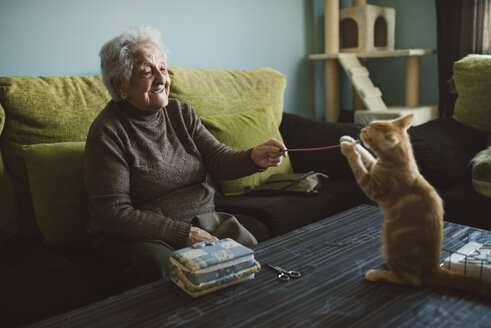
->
xmin=340 ymin=114 xmax=491 ymax=297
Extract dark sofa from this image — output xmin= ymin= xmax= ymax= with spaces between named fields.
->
xmin=2 ymin=111 xmax=490 ymax=327
xmin=216 ymin=112 xmax=491 ymax=236
xmin=0 ymin=112 xmax=366 ymax=328
xmin=408 ymin=117 xmax=490 ymax=230
xmin=1 ymin=62 xmax=490 ymax=327
xmin=0 ymin=68 xmax=367 ymax=327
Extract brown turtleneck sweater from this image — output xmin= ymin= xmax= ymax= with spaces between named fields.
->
xmin=83 ymin=98 xmax=259 ymax=249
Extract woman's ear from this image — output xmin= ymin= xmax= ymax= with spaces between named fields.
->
xmin=112 ymin=80 xmax=127 ymax=100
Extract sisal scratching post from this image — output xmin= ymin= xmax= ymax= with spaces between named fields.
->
xmin=352 ymin=0 xmax=367 ymax=6
xmin=324 ymin=0 xmax=340 ymax=122
xmin=405 ymin=55 xmax=420 ymax=107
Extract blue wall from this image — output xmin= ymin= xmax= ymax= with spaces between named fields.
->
xmin=0 ymin=0 xmax=437 ymax=120
xmin=364 ymin=0 xmax=438 ymax=109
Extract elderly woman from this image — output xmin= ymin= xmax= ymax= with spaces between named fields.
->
xmin=83 ymin=26 xmax=286 ymax=287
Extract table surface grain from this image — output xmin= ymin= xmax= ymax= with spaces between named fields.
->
xmin=27 ymin=205 xmax=491 ymax=328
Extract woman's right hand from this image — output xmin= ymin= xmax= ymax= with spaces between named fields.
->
xmin=187 ymin=226 xmax=219 ymax=246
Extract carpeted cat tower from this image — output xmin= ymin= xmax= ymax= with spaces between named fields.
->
xmin=309 ymin=0 xmax=438 ymax=126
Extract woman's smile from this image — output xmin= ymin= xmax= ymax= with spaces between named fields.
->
xmin=123 ymin=43 xmax=171 ymax=112
xmin=149 ymin=87 xmax=164 ymax=94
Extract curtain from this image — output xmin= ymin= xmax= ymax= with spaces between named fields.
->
xmin=435 ymin=0 xmax=491 ymax=117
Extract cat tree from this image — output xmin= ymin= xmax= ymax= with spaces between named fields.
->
xmin=309 ymin=0 xmax=437 ymax=125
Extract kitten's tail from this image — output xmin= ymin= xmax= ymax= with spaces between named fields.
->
xmin=425 ymin=267 xmax=491 ymax=298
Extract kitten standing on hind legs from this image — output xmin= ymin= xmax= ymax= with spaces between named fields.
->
xmin=340 ymin=114 xmax=491 ymax=297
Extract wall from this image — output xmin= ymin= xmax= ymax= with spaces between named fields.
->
xmin=0 ymin=0 xmax=314 ymax=118
xmin=0 ymin=0 xmax=437 ymax=121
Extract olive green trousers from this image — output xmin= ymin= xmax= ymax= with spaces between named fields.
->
xmin=94 ymin=212 xmax=257 ymax=289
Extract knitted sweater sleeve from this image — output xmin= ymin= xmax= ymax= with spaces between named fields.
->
xmin=83 ymin=110 xmax=191 ymax=249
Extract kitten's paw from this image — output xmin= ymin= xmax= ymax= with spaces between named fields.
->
xmin=365 ymin=270 xmax=379 ymax=281
xmin=340 ymin=136 xmax=356 ymax=156
xmin=340 ymin=135 xmax=355 ymax=144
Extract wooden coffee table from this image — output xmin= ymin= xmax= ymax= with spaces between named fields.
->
xmin=27 ymin=204 xmax=491 ymax=327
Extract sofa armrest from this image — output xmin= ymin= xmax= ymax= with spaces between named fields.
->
xmin=279 ymin=113 xmax=362 ymax=178
xmin=409 ymin=117 xmax=488 ymax=188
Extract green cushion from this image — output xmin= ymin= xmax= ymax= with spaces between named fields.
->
xmin=0 ymin=103 xmax=20 ymax=244
xmin=0 ymin=75 xmax=109 ymax=241
xmin=0 ymin=68 xmax=289 ymax=241
xmin=1 ymin=140 xmax=43 ymax=241
xmin=452 ymin=54 xmax=491 ymax=143
xmin=0 ymin=75 xmax=110 ymax=144
xmin=169 ymin=66 xmax=286 ymax=122
xmin=0 ymin=146 xmax=20 ymax=245
xmin=24 ymin=142 xmax=90 ymax=246
xmin=201 ymin=107 xmax=293 ymax=195
xmin=168 ymin=66 xmax=292 ymax=195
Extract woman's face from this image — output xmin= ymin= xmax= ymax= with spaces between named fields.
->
xmin=124 ymin=44 xmax=171 ymax=112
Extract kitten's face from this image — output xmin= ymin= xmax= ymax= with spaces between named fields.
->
xmin=361 ymin=122 xmax=398 ymax=153
xmin=360 ymin=115 xmax=414 ymax=154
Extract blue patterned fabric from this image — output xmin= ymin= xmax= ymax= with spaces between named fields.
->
xmin=169 ymin=238 xmax=260 ymax=297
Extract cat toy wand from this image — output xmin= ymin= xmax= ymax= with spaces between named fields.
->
xmin=280 ymin=139 xmax=360 ymax=153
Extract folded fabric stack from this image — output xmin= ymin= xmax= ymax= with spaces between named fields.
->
xmin=169 ymin=238 xmax=260 ymax=297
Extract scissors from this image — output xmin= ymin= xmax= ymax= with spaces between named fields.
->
xmin=267 ymin=264 xmax=301 ymax=282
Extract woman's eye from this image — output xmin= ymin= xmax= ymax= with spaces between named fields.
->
xmin=160 ymin=67 xmax=167 ymax=72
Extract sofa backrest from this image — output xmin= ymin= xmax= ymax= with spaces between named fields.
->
xmin=0 ymin=67 xmax=290 ymax=246
xmin=0 ymin=76 xmax=111 ymax=243
xmin=169 ymin=66 xmax=285 ymax=122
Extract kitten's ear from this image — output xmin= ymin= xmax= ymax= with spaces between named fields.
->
xmin=394 ymin=114 xmax=413 ymax=130
xmin=383 ymin=134 xmax=400 ymax=149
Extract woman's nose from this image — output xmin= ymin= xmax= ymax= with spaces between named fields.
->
xmin=154 ymin=70 xmax=165 ymax=84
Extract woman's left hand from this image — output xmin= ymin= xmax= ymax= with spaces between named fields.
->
xmin=250 ymin=138 xmax=287 ymax=169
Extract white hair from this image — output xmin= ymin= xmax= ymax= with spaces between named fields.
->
xmin=99 ymin=26 xmax=168 ymax=101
